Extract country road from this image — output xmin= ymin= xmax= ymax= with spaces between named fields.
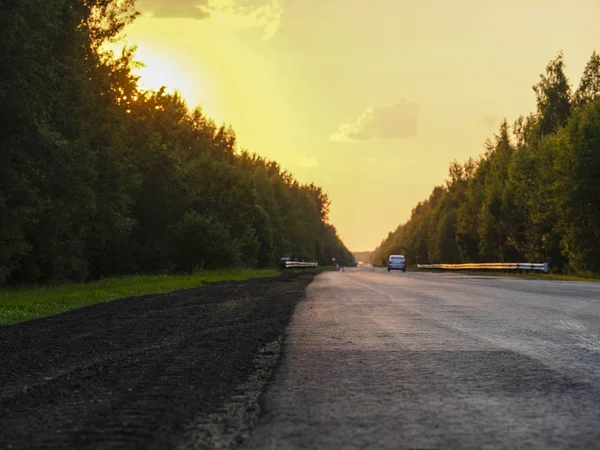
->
xmin=3 ymin=269 xmax=600 ymax=449
xmin=243 ymin=268 xmax=600 ymax=449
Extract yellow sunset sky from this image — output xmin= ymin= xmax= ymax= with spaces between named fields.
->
xmin=113 ymin=0 xmax=600 ymax=251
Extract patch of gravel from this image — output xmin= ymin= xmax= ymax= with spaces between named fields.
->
xmin=0 ymin=272 xmax=315 ymax=449
xmin=176 ymin=336 xmax=284 ymax=450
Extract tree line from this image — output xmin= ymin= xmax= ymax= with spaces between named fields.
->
xmin=0 ymin=0 xmax=353 ymax=285
xmin=373 ymin=51 xmax=600 ymax=275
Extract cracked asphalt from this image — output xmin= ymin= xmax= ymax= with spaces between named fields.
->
xmin=242 ymin=268 xmax=600 ymax=450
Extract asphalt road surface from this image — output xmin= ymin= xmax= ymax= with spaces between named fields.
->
xmin=243 ymin=268 xmax=600 ymax=450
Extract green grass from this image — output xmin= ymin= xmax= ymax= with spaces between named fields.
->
xmin=416 ymin=268 xmax=600 ymax=282
xmin=282 ymin=266 xmax=336 ymax=274
xmin=0 ymin=268 xmax=278 ymax=326
xmin=468 ymin=271 xmax=600 ymax=282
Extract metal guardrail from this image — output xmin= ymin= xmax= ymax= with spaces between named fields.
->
xmin=416 ymin=262 xmax=549 ymax=273
xmin=283 ymin=261 xmax=319 ymax=269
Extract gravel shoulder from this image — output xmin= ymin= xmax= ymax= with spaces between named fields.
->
xmin=0 ymin=272 xmax=315 ymax=450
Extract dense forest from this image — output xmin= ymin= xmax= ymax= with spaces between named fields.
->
xmin=0 ymin=0 xmax=353 ymax=285
xmin=373 ymin=51 xmax=600 ymax=275
xmin=352 ymin=251 xmax=373 ymax=264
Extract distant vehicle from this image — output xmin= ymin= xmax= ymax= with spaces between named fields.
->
xmin=387 ymin=255 xmax=406 ymax=272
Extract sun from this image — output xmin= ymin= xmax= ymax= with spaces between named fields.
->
xmin=131 ymin=44 xmax=199 ymax=106
xmin=102 ymin=38 xmax=222 ymax=120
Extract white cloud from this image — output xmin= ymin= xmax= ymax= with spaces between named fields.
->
xmin=207 ymin=0 xmax=283 ymax=41
xmin=136 ymin=0 xmax=210 ymax=19
xmin=137 ymin=0 xmax=283 ymax=41
xmin=330 ymin=99 xmax=420 ymax=142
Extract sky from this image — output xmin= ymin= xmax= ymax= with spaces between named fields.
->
xmin=112 ymin=0 xmax=600 ymax=251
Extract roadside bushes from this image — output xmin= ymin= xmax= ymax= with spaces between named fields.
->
xmin=170 ymin=212 xmax=236 ymax=271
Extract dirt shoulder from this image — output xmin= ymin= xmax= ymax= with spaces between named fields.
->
xmin=0 ymin=271 xmax=316 ymax=449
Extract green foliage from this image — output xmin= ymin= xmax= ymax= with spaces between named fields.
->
xmin=533 ymin=52 xmax=572 ymax=138
xmin=0 ymin=0 xmax=353 ymax=287
xmin=557 ymin=101 xmax=600 ymax=272
xmin=373 ymin=51 xmax=600 ymax=276
xmin=170 ymin=211 xmax=236 ymax=271
xmin=574 ymin=51 xmax=600 ymax=108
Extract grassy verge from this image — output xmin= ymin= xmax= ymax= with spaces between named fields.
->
xmin=0 ymin=268 xmax=279 ymax=326
xmin=282 ymin=266 xmax=336 ymax=274
xmin=467 ymin=271 xmax=600 ymax=282
xmin=415 ymin=268 xmax=600 ymax=282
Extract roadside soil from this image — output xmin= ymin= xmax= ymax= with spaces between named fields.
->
xmin=0 ymin=271 xmax=315 ymax=450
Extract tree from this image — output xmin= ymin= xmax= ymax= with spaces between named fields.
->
xmin=373 ymin=52 xmax=600 ymax=275
xmin=533 ymin=52 xmax=572 ymax=138
xmin=556 ymin=100 xmax=600 ymax=273
xmin=0 ymin=0 xmax=354 ymax=285
xmin=170 ymin=211 xmax=236 ymax=271
xmin=573 ymin=51 xmax=600 ymax=109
